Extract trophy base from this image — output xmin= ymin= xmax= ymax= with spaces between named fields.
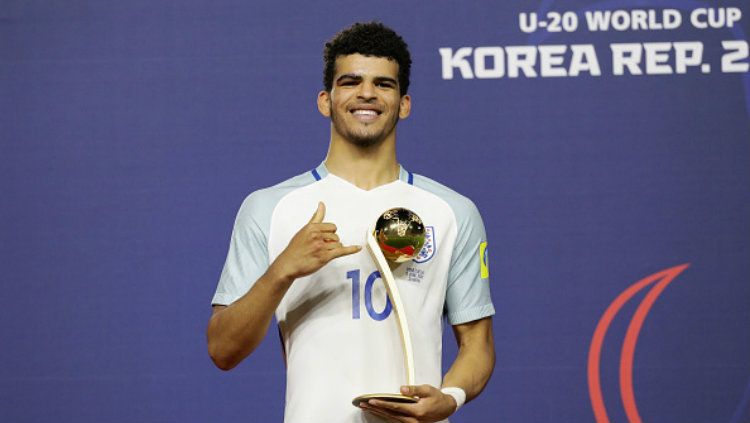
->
xmin=352 ymin=393 xmax=418 ymax=407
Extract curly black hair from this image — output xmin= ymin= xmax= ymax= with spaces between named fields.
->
xmin=323 ymin=22 xmax=411 ymax=95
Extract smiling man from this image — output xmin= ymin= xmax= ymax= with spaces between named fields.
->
xmin=207 ymin=22 xmax=495 ymax=423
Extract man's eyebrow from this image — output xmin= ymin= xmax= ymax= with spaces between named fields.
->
xmin=335 ymin=74 xmax=362 ymax=83
xmin=373 ymin=76 xmax=398 ymax=85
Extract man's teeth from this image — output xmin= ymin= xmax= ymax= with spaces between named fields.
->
xmin=353 ymin=110 xmax=377 ymax=116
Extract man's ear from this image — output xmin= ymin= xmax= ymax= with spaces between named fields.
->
xmin=399 ymin=94 xmax=411 ymax=119
xmin=317 ymin=90 xmax=331 ymax=117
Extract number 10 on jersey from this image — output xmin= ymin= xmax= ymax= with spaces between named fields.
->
xmin=347 ymin=269 xmax=393 ymax=321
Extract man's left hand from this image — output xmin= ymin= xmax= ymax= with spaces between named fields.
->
xmin=360 ymin=385 xmax=457 ymax=423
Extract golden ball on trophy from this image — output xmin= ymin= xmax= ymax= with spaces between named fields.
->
xmin=374 ymin=208 xmax=426 ymax=263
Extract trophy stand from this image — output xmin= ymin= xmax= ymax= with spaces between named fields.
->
xmin=351 ymin=226 xmax=419 ymax=406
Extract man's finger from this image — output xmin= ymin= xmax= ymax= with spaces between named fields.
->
xmin=400 ymin=384 xmax=433 ymax=397
xmin=368 ymin=399 xmax=405 ymax=413
xmin=321 ymin=232 xmax=340 ymax=243
xmin=325 ymin=241 xmax=343 ymax=250
xmin=328 ymin=245 xmax=362 ymax=259
xmin=309 ymin=202 xmax=325 ymax=224
xmin=313 ymin=223 xmax=338 ymax=233
xmin=361 ymin=403 xmax=407 ymax=422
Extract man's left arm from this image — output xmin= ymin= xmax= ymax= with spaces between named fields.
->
xmin=361 ymin=317 xmax=495 ymax=422
xmin=442 ymin=316 xmax=495 ymax=401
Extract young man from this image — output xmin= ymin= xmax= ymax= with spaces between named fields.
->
xmin=207 ymin=22 xmax=495 ymax=423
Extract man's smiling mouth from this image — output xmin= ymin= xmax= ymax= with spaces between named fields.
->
xmin=350 ymin=107 xmax=381 ymax=122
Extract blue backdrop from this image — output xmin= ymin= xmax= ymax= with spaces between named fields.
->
xmin=2 ymin=1 xmax=748 ymax=422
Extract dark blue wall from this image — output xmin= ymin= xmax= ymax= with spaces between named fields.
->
xmin=2 ymin=1 xmax=748 ymax=422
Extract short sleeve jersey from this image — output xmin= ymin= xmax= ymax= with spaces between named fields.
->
xmin=213 ymin=163 xmax=495 ymax=423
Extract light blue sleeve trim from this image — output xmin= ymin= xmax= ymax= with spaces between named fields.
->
xmin=448 ymin=304 xmax=496 ymax=325
xmin=211 ymin=171 xmax=317 ymax=306
xmin=411 ymin=174 xmax=495 ymax=325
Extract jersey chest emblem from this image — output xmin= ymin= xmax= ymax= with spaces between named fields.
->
xmin=413 ymin=226 xmax=436 ymax=263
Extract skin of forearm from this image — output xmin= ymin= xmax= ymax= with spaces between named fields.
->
xmin=441 ymin=319 xmax=495 ymax=402
xmin=207 ymin=263 xmax=293 ymax=370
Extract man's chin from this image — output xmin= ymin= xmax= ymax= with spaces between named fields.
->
xmin=346 ymin=134 xmax=384 ymax=148
xmin=339 ymin=127 xmax=389 ymax=147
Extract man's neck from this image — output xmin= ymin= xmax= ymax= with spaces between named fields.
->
xmin=324 ymin=137 xmax=400 ymax=191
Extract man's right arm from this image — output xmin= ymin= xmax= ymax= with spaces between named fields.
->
xmin=207 ymin=263 xmax=294 ymax=371
xmin=206 ymin=202 xmax=360 ymax=370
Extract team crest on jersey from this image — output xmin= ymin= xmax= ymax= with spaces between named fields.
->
xmin=413 ymin=226 xmax=436 ymax=263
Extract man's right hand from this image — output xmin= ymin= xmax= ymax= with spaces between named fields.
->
xmin=270 ymin=202 xmax=361 ymax=283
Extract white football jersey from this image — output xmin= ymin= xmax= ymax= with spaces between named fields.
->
xmin=213 ymin=163 xmax=494 ymax=423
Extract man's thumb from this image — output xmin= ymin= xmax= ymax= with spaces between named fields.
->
xmin=309 ymin=202 xmax=325 ymax=223
xmin=401 ymin=385 xmax=430 ymax=397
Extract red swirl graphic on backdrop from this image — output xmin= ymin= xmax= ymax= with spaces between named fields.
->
xmin=588 ymin=263 xmax=690 ymax=423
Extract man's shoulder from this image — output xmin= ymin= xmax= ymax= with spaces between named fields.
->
xmin=235 ymin=169 xmax=319 ymax=224
xmin=249 ymin=171 xmax=318 ymax=201
xmin=409 ymin=172 xmax=481 ymax=219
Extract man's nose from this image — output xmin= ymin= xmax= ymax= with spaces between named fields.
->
xmin=357 ymin=80 xmax=376 ymax=100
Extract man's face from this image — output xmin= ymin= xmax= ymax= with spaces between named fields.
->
xmin=318 ymin=54 xmax=411 ymax=147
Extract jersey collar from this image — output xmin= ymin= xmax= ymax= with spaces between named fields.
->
xmin=311 ymin=162 xmax=414 ymax=186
